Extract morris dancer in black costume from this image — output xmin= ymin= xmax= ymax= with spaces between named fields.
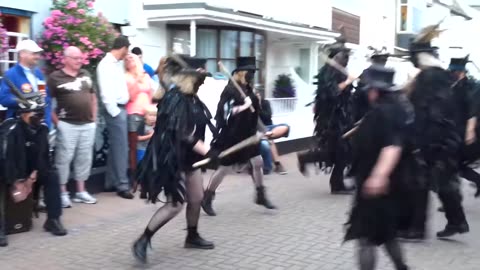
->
xmin=345 ymin=66 xmax=411 ymax=270
xmin=132 ymin=57 xmax=217 ymax=263
xmin=405 ymin=24 xmax=469 ymax=238
xmin=297 ymin=36 xmax=356 ymax=194
xmin=201 ymin=57 xmax=276 ymax=216
xmin=448 ymin=56 xmax=480 ymax=198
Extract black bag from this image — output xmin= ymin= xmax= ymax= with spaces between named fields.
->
xmin=5 ymin=192 xmax=33 ymax=234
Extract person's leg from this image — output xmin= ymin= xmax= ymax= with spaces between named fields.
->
xmin=185 ymin=170 xmax=214 ymax=249
xmin=459 ymin=166 xmax=480 ymax=197
xmin=40 ymin=168 xmax=67 ymax=236
xmin=54 ymin=121 xmax=79 ymax=208
xmin=0 ymin=182 xmax=7 ymax=246
xmin=437 ymin=175 xmax=469 ymax=237
xmin=260 ymin=140 xmax=273 ymax=174
xmin=357 ymin=239 xmax=376 ymax=270
xmin=297 ymin=148 xmax=329 ymax=175
xmin=250 ymin=155 xmax=276 ymax=209
xmin=330 ymin=161 xmax=347 ymax=193
xmin=72 ymin=123 xmax=97 ymax=204
xmin=409 ymin=188 xmax=428 ymax=238
xmin=132 ymin=198 xmax=184 ymax=263
xmin=105 ymin=109 xmax=132 ymax=197
xmin=269 ymin=141 xmax=287 ymax=175
xmin=384 ymin=240 xmax=409 ymax=270
xmin=202 ymin=166 xmax=232 ymax=216
xmin=266 ymin=124 xmax=290 ymax=140
xmin=127 ymin=114 xmax=142 ymax=187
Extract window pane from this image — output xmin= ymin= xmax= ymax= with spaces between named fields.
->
xmin=171 ymin=30 xmax=191 ymax=55
xmin=197 ymin=29 xmax=217 ymax=58
xmin=400 ymin=6 xmax=408 ymax=31
xmin=220 ymin=30 xmax=237 ymax=58
xmin=401 ymin=0 xmax=407 ymax=3
xmin=206 ymin=59 xmax=217 ymax=73
xmin=240 ymin=31 xmax=253 ymax=57
xmin=256 ymin=60 xmax=263 ymax=86
xmin=254 ymin=34 xmax=265 ymax=61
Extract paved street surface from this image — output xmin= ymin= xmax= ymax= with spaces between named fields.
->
xmin=1 ymin=154 xmax=480 ymax=270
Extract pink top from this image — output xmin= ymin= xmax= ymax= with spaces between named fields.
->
xmin=126 ymin=75 xmax=154 ymax=115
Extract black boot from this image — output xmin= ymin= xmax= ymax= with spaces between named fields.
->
xmin=0 ymin=222 xmax=7 ymax=247
xmin=255 ymin=186 xmax=276 ymax=210
xmin=43 ymin=218 xmax=68 ymax=236
xmin=184 ymin=227 xmax=214 ymax=249
xmin=132 ymin=234 xmax=152 ymax=263
xmin=436 ymin=223 xmax=469 ymax=238
xmin=201 ymin=190 xmax=217 ymax=216
xmin=297 ymin=151 xmax=308 ymax=176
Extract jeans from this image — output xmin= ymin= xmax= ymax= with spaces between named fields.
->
xmin=260 ymin=140 xmax=272 ymax=172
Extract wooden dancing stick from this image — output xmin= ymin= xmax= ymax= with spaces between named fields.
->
xmin=192 ymin=132 xmax=264 ymax=168
xmin=169 ymin=52 xmax=189 ymax=68
xmin=342 ymin=119 xmax=363 ymax=139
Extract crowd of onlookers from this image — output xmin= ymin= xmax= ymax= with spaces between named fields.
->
xmin=0 ymin=36 xmax=290 ymax=209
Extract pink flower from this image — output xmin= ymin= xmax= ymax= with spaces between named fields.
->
xmin=86 ymin=1 xmax=94 ymax=8
xmin=66 ymin=1 xmax=78 ymax=9
xmin=51 ymin=10 xmax=64 ymax=17
xmin=78 ymin=9 xmax=86 ymax=15
xmin=74 ymin=33 xmax=80 ymax=37
xmin=44 ymin=17 xmax=54 ymax=26
xmin=79 ymin=36 xmax=92 ymax=46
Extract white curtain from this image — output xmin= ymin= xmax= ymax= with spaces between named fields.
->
xmin=220 ymin=30 xmax=237 ymax=58
xmin=197 ymin=29 xmax=218 ymax=72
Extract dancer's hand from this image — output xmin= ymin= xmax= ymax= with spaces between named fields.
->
xmin=465 ymin=128 xmax=476 ymax=145
xmin=362 ymin=174 xmax=388 ymax=197
xmin=206 ymin=147 xmax=221 ymax=167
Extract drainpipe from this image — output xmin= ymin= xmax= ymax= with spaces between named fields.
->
xmin=190 ymin=20 xmax=196 ymax=57
xmin=310 ymin=43 xmax=319 ymax=84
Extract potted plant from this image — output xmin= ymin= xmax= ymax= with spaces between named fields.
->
xmin=273 ymin=73 xmax=296 ymax=98
xmin=0 ymin=13 xmax=9 ymax=65
xmin=38 ymin=0 xmax=117 ymax=75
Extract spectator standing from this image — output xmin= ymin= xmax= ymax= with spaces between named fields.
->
xmin=97 ymin=36 xmax=134 ymax=199
xmin=136 ymin=105 xmax=157 ymax=163
xmin=48 ymin=46 xmax=97 ymax=207
xmin=131 ymin=47 xmax=156 ymax=79
xmin=0 ymin=40 xmax=52 ymax=128
xmin=125 ymin=53 xmax=155 ymax=179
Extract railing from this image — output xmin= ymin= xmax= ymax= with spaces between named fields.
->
xmin=265 ymin=97 xmax=298 ymax=116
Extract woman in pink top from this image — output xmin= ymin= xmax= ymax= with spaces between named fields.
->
xmin=125 ymin=54 xmax=156 ymax=180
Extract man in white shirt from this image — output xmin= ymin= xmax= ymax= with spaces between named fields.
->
xmin=96 ymin=36 xmax=134 ymax=199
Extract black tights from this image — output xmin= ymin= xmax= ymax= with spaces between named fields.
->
xmin=358 ymin=239 xmax=408 ymax=270
xmin=144 ymin=170 xmax=204 ymax=239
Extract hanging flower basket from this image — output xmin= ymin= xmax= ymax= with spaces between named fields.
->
xmin=38 ymin=0 xmax=117 ymax=74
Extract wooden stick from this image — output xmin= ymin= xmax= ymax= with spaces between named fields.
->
xmin=192 ymin=132 xmax=264 ymax=168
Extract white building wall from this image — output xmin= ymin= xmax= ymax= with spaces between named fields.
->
xmin=126 ymin=23 xmax=168 ymax=70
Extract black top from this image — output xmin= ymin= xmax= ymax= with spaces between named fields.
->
xmin=451 ymin=77 xmax=478 ymax=136
xmin=136 ymin=87 xmax=213 ymax=204
xmin=212 ymin=81 xmax=260 ymax=165
xmin=259 ymin=99 xmax=273 ymax=126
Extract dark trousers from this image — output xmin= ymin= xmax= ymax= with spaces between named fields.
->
xmin=437 ymin=178 xmax=467 ymax=227
xmin=460 ymin=166 xmax=480 ymax=186
xmin=298 ymin=148 xmax=346 ymax=191
xmin=330 ymin=161 xmax=346 ymax=191
xmin=36 ymin=169 xmax=62 ymax=219
xmin=397 ymin=188 xmax=429 ymax=233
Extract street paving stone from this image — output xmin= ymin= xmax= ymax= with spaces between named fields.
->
xmin=1 ymin=154 xmax=480 ymax=270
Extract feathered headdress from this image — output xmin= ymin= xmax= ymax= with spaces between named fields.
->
xmin=409 ymin=19 xmax=445 ymax=53
xmin=324 ymin=25 xmax=351 ymax=58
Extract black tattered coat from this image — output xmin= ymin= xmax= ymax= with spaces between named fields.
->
xmin=212 ymin=81 xmax=260 ymax=166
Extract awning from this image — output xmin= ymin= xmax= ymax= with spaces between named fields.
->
xmin=143 ymin=3 xmax=339 ymax=41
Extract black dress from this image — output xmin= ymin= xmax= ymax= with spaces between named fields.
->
xmin=345 ymin=94 xmax=411 ymax=245
xmin=136 ymin=86 xmax=213 ymax=204
xmin=212 ymin=81 xmax=260 ymax=166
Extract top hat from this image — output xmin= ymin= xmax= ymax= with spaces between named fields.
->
xmin=233 ymin=57 xmax=258 ymax=73
xmin=448 ymin=55 xmax=469 ymax=71
xmin=408 ymin=40 xmax=438 ymax=53
xmin=184 ymin=57 xmax=207 ymax=70
xmin=362 ymin=65 xmax=396 ymax=91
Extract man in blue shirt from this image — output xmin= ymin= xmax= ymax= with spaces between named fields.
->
xmin=0 ymin=39 xmax=52 ymax=128
xmin=131 ymin=47 xmax=156 ymax=78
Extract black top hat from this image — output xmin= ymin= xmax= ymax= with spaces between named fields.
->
xmin=184 ymin=57 xmax=207 ymax=70
xmin=448 ymin=55 xmax=469 ymax=71
xmin=362 ymin=65 xmax=396 ymax=91
xmin=234 ymin=57 xmax=258 ymax=73
xmin=408 ymin=40 xmax=438 ymax=53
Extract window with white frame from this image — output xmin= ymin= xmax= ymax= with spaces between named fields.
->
xmin=397 ymin=0 xmax=424 ymax=33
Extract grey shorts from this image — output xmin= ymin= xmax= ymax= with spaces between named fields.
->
xmin=55 ymin=121 xmax=96 ymax=184
xmin=128 ymin=114 xmax=144 ymax=132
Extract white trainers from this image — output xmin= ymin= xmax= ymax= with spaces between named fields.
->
xmin=72 ymin=192 xmax=97 ymax=204
xmin=61 ymin=192 xmax=72 ymax=208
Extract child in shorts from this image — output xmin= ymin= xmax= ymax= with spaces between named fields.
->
xmin=137 ymin=105 xmax=157 ymax=163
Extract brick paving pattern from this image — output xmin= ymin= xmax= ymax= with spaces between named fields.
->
xmin=1 ymin=154 xmax=480 ymax=270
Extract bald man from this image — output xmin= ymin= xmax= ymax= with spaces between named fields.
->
xmin=48 ymin=46 xmax=98 ymax=208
